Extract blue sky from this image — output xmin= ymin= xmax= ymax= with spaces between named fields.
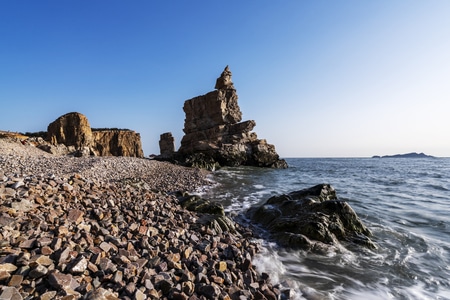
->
xmin=1 ymin=1 xmax=449 ymax=157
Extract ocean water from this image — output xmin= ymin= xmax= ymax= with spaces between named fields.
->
xmin=200 ymin=158 xmax=450 ymax=300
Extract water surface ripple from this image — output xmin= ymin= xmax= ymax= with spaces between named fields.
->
xmin=201 ymin=158 xmax=450 ymax=299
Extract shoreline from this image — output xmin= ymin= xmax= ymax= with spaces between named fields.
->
xmin=0 ymin=138 xmax=284 ymax=299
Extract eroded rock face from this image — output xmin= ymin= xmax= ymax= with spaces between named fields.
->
xmin=47 ymin=112 xmax=94 ymax=150
xmin=46 ymin=112 xmax=143 ymax=157
xmin=177 ymin=66 xmax=287 ymax=169
xmin=92 ymin=130 xmax=143 ymax=157
xmin=248 ymin=184 xmax=375 ymax=253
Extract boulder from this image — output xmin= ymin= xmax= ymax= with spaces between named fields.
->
xmin=248 ymin=184 xmax=375 ymax=253
xmin=176 ymin=66 xmax=287 ymax=169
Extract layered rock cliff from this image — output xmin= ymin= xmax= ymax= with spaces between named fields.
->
xmin=47 ymin=112 xmax=143 ymax=157
xmin=175 ymin=66 xmax=287 ymax=168
xmin=92 ymin=130 xmax=144 ymax=157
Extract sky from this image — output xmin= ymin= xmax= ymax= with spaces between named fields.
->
xmin=1 ymin=1 xmax=449 ymax=158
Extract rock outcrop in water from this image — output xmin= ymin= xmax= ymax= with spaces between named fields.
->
xmin=248 ymin=184 xmax=375 ymax=253
xmin=170 ymin=66 xmax=287 ymax=169
xmin=46 ymin=112 xmax=144 ymax=157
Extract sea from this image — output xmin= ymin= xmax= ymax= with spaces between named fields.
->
xmin=199 ymin=157 xmax=450 ymax=300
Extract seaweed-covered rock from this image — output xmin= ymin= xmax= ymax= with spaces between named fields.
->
xmin=248 ymin=184 xmax=375 ymax=253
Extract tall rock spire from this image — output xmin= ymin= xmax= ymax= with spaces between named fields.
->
xmin=175 ymin=67 xmax=288 ymax=169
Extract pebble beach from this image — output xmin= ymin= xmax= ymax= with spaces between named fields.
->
xmin=0 ymin=138 xmax=283 ymax=300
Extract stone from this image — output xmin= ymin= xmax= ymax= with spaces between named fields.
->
xmin=40 ymin=291 xmax=57 ymax=300
xmin=67 ymin=209 xmax=84 ymax=224
xmin=0 ymin=287 xmax=22 ymax=300
xmin=48 ymin=271 xmax=80 ymax=291
xmin=69 ymin=256 xmax=87 ymax=273
xmin=86 ymin=288 xmax=120 ymax=300
xmin=171 ymin=66 xmax=287 ymax=169
xmin=248 ymin=184 xmax=376 ymax=252
xmin=0 ymin=263 xmax=18 ymax=273
xmin=30 ymin=255 xmax=53 ymax=266
xmin=181 ymin=281 xmax=195 ymax=296
xmin=134 ymin=289 xmax=147 ymax=300
xmin=7 ymin=275 xmax=23 ymax=287
xmin=28 ymin=264 xmax=48 ymax=278
xmin=198 ymin=283 xmax=221 ymax=300
xmin=11 ymin=199 xmax=34 ymax=212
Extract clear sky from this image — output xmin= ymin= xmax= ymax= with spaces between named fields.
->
xmin=1 ymin=1 xmax=449 ymax=158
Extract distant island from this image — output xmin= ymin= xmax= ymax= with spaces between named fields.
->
xmin=372 ymin=152 xmax=435 ymax=158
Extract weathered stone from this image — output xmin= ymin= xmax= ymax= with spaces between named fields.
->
xmin=48 ymin=271 xmax=80 ymax=291
xmin=11 ymin=199 xmax=34 ymax=212
xmin=7 ymin=275 xmax=23 ymax=287
xmin=99 ymin=242 xmax=112 ymax=253
xmin=0 ymin=263 xmax=18 ymax=273
xmin=86 ymin=287 xmax=120 ymax=300
xmin=28 ymin=264 xmax=48 ymax=278
xmin=0 ymin=287 xmax=22 ymax=300
xmin=69 ymin=256 xmax=87 ymax=274
xmin=40 ymin=291 xmax=57 ymax=300
xmin=30 ymin=255 xmax=53 ymax=266
xmin=0 ymin=270 xmax=10 ymax=281
xmin=134 ymin=289 xmax=147 ymax=300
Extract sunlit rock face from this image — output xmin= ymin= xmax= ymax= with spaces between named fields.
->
xmin=47 ymin=112 xmax=143 ymax=157
xmin=177 ymin=66 xmax=287 ymax=169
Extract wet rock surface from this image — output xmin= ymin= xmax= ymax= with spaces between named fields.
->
xmin=248 ymin=184 xmax=376 ymax=253
xmin=0 ymin=138 xmax=285 ymax=299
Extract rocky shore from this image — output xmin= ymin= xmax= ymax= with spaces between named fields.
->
xmin=0 ymin=139 xmax=283 ymax=300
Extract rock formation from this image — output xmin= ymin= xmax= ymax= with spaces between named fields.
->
xmin=176 ymin=66 xmax=287 ymax=169
xmin=92 ymin=130 xmax=144 ymax=157
xmin=47 ymin=112 xmax=95 ymax=151
xmin=248 ymin=184 xmax=375 ymax=253
xmin=159 ymin=132 xmax=175 ymax=158
xmin=47 ymin=112 xmax=144 ymax=158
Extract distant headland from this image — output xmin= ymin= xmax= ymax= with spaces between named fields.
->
xmin=372 ymin=152 xmax=435 ymax=158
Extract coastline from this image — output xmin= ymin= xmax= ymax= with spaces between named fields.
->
xmin=0 ymin=138 xmax=282 ymax=299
